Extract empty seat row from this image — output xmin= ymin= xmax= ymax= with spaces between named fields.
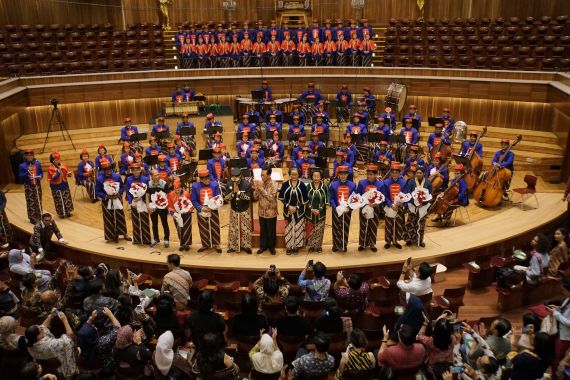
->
xmin=0 ymin=39 xmax=164 ymax=54
xmin=0 ymin=47 xmax=165 ymax=63
xmin=0 ymin=29 xmax=163 ymax=44
xmin=384 ymin=44 xmax=566 ymax=58
xmin=388 ymin=15 xmax=568 ymax=27
xmin=386 ymin=34 xmax=569 ymax=46
xmin=2 ymin=58 xmax=166 ymax=76
xmin=3 ymin=22 xmax=161 ymax=33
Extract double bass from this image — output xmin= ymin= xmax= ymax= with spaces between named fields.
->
xmin=429 ymin=172 xmax=465 ymax=217
xmin=473 ymin=135 xmax=521 ymax=207
xmin=464 ymin=126 xmax=487 ymax=192
xmin=429 ymin=129 xmax=453 ymax=162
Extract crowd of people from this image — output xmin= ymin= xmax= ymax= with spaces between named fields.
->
xmin=0 ymin=238 xmax=568 ymax=379
xmin=174 ymin=19 xmax=377 ymax=68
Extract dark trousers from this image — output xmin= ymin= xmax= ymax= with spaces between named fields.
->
xmin=259 ymin=216 xmax=277 ymax=250
xmin=150 ymin=209 xmax=170 ymax=241
xmin=567 ymin=201 xmax=570 ymax=230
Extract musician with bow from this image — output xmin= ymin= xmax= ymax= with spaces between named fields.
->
xmin=373 ymin=140 xmax=393 ymax=170
xmin=119 ymin=142 xmax=134 ymax=176
xmin=460 ymin=131 xmax=483 ymax=158
xmin=405 ymin=166 xmax=433 ymax=247
xmin=19 ymin=149 xmax=44 ymax=224
xmin=225 ymin=167 xmax=253 ymax=254
xmin=426 ymin=122 xmax=451 ymax=155
xmin=77 ymin=149 xmax=97 ymax=202
xmin=426 ymin=152 xmax=449 ymax=194
xmin=357 ymin=165 xmax=384 ymax=252
xmin=491 ymin=139 xmax=516 ymax=199
xmin=432 ymin=164 xmax=469 ymax=224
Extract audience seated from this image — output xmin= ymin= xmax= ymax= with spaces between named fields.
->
xmin=0 ymin=315 xmax=21 ymax=350
xmin=314 ymin=298 xmax=344 ymax=335
xmin=185 ymin=291 xmax=225 ymax=344
xmin=337 ymin=329 xmax=376 ymax=377
xmin=152 ymin=330 xmax=193 ymax=379
xmin=378 ymin=324 xmax=426 ymax=373
xmin=113 ymin=325 xmax=152 ymax=371
xmin=290 ymin=332 xmax=335 ymax=379
xmin=0 ymin=280 xmax=19 ymax=318
xmin=153 ymin=292 xmax=182 ymax=339
xmin=333 ymin=271 xmax=370 ymax=312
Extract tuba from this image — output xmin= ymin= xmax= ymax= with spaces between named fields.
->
xmin=452 ymin=121 xmax=468 ymax=144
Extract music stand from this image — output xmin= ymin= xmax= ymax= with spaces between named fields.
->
xmin=251 ymin=90 xmax=264 ymax=101
xmin=318 ymin=133 xmax=329 ymax=142
xmin=178 ymin=162 xmax=197 ymax=186
xmin=283 ymin=114 xmax=295 ymax=125
xmin=401 ymin=118 xmax=420 ymax=130
xmin=143 ymin=155 xmax=158 ymax=166
xmin=249 ymin=114 xmax=260 ymax=125
xmin=229 ymin=158 xmax=248 ymax=169
xmin=236 ymin=132 xmax=254 ymax=141
xmin=154 ymin=131 xmax=171 ymax=140
xmin=263 ymin=130 xmax=282 ymax=140
xmin=314 ymin=156 xmax=328 ymax=168
xmin=389 ymin=135 xmax=405 ymax=144
xmin=179 ymin=126 xmax=196 ymax=136
xmin=428 ymin=117 xmax=445 ymax=127
xmin=367 ymin=133 xmax=384 ymax=143
xmin=129 ymin=132 xmax=148 ymax=142
xmin=350 ymin=133 xmax=362 ymax=144
xmin=288 ymin=133 xmax=301 ymax=142
xmin=198 ymin=149 xmax=213 ymax=161
xmin=318 ymin=147 xmax=337 ymax=158
xmin=204 ymin=126 xmax=223 ymax=135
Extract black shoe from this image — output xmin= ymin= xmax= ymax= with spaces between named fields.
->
xmin=308 ymin=248 xmax=313 ymax=252
xmin=286 ymin=249 xmax=292 ymax=255
xmin=394 ymin=243 xmax=402 ymax=249
xmin=215 ymin=248 xmax=222 ymax=253
xmin=358 ymin=246 xmax=365 ymax=251
xmin=343 ymin=248 xmax=347 ymax=252
xmin=244 ymin=248 xmax=252 ymax=255
xmin=185 ymin=245 xmax=190 ymax=251
xmin=257 ymin=249 xmax=265 ymax=254
xmin=317 ymin=248 xmax=322 ymax=253
xmin=384 ymin=243 xmax=391 ymax=249
xmin=270 ymin=249 xmax=276 ymax=255
xmin=406 ymin=241 xmax=413 ymax=246
xmin=419 ymin=242 xmax=426 ymax=247
xmin=370 ymin=246 xmax=377 ymax=252
xmin=178 ymin=246 xmax=184 ymax=251
xmin=227 ymin=248 xmax=235 ymax=253
xmin=332 ymin=247 xmax=338 ymax=252
xmin=197 ymin=247 xmax=208 ymax=252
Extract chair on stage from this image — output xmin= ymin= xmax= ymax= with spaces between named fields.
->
xmin=451 ymin=205 xmax=471 ymax=226
xmin=512 ymin=174 xmax=539 ymax=210
xmin=72 ymin=169 xmax=87 ymax=200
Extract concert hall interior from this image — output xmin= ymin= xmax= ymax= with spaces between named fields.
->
xmin=0 ymin=1 xmax=570 ymax=379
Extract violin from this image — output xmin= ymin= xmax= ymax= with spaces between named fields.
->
xmin=473 ymin=135 xmax=521 ymax=207
xmin=429 ymin=129 xmax=453 ymax=162
xmin=464 ymin=126 xmax=487 ymax=192
xmin=429 ymin=158 xmax=452 ymax=193
xmin=429 ymin=172 xmax=465 ymax=216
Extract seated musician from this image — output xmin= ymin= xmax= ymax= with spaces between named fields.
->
xmin=362 ymin=86 xmax=376 ymax=115
xmin=312 ymin=113 xmax=329 ymax=135
xmin=236 ymin=114 xmax=254 ymax=135
xmin=379 ymin=106 xmax=397 ymax=130
xmin=207 ymin=148 xmax=226 ymax=182
xmin=204 ymin=113 xmax=222 ymax=129
xmin=460 ymin=131 xmax=483 ymax=157
xmin=400 ymin=118 xmax=419 ymax=145
xmin=292 ymin=136 xmax=308 ymax=161
xmin=288 ymin=115 xmax=305 ymax=138
xmin=346 ymin=113 xmax=368 ymax=138
xmin=95 ymin=145 xmax=113 ymax=170
xmin=374 ymin=116 xmax=393 ymax=142
xmin=266 ymin=130 xmax=285 ymax=163
xmin=218 ymin=143 xmax=231 ymax=164
xmin=120 ymin=117 xmax=139 ymax=142
xmin=119 ymin=142 xmax=134 ymax=175
xmin=373 ymin=140 xmax=393 ymax=165
xmin=253 ymin=138 xmax=265 ymax=159
xmin=176 ymin=113 xmax=195 ymax=136
xmin=353 ymin=100 xmax=369 ymax=125
xmin=299 ymin=82 xmax=323 ymax=104
xmin=77 ymin=149 xmax=97 ymax=202
xmin=182 ymin=84 xmax=195 ymax=101
xmin=248 ymin=147 xmax=265 ymax=169
xmin=337 ymin=138 xmax=356 ymax=167
xmin=432 ymin=164 xmax=469 ymax=223
xmin=132 ymin=152 xmax=150 ymax=175
xmin=427 ymin=152 xmax=449 ymax=192
xmin=309 ymin=131 xmax=325 ymax=155
xmin=145 ymin=137 xmax=162 ymax=157
xmin=246 ymin=104 xmax=262 ymax=122
xmin=403 ymin=145 xmax=426 ymax=175
xmin=443 ymin=118 xmax=454 ymax=136
xmin=294 ymin=147 xmax=315 ymax=178
xmin=265 ymin=114 xmax=282 ymax=133
xmin=156 ymin=154 xmax=172 ymax=181
xmin=491 ymin=138 xmax=515 ymax=199
xmin=151 ymin=116 xmax=170 ymax=137
xmin=289 ymin=104 xmax=306 ymax=125
xmin=237 ymin=132 xmax=252 ymax=158
xmin=336 ymin=84 xmax=353 ymax=107
xmin=267 ymin=103 xmax=283 ymax=123
xmin=171 ymin=86 xmax=184 ymax=102
xmin=426 ymin=122 xmax=451 ymax=152
xmin=403 ymin=104 xmax=422 ymax=132
xmin=316 ymin=100 xmax=330 ymax=121
xmin=440 ymin=107 xmax=455 ymax=127
xmin=209 ymin=131 xmax=224 ymax=149
xmin=166 ymin=143 xmax=182 ymax=173
xmin=333 ymin=151 xmax=354 ymax=181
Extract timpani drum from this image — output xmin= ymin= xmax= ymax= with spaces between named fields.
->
xmin=384 ymin=82 xmax=408 ymax=112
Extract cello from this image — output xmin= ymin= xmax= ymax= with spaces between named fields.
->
xmin=429 ymin=157 xmax=452 ymax=193
xmin=464 ymin=126 xmax=487 ymax=192
xmin=429 ymin=172 xmax=465 ymax=217
xmin=473 ymin=135 xmax=521 ymax=207
xmin=429 ymin=129 xmax=453 ymax=162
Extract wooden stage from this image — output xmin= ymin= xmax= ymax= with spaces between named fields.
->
xmin=4 ymin=179 xmax=566 ymax=277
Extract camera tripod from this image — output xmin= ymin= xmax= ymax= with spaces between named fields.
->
xmin=40 ymin=103 xmax=76 ymax=154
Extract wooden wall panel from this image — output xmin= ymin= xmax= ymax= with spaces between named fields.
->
xmin=0 ymin=113 xmax=23 ymax=184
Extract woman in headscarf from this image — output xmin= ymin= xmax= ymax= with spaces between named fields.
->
xmin=113 ymin=325 xmax=152 ymax=371
xmin=22 ymin=309 xmax=78 ymax=379
xmin=152 ymin=330 xmax=193 ymax=379
xmin=249 ymin=330 xmax=284 ymax=374
xmin=0 ymin=315 xmax=21 ymax=350
xmin=8 ymin=248 xmax=52 ymax=291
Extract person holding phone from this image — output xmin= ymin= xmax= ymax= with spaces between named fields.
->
xmin=298 ymin=261 xmax=330 ymax=302
xmin=396 ymin=259 xmax=433 ymax=297
xmin=253 ymin=265 xmax=290 ymax=311
xmin=547 ymin=277 xmax=570 ymax=376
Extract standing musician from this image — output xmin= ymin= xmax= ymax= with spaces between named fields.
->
xmin=47 ymin=151 xmax=74 ymax=218
xmin=151 ymin=116 xmax=170 ymax=137
xmin=403 ymin=105 xmax=422 ymax=133
xmin=294 ymin=147 xmax=315 ymax=179
xmin=18 ymin=149 xmax=43 ymax=224
xmin=166 ymin=143 xmax=182 ymax=174
xmin=237 ymin=132 xmax=252 ymax=158
xmin=333 ymin=151 xmax=354 ymax=181
xmin=168 ymin=177 xmax=192 ymax=251
xmin=329 ymin=165 xmax=356 ymax=252
xmin=253 ymin=166 xmax=279 ymax=255
xmin=305 ymin=169 xmax=329 ymax=252
xmin=491 ymin=138 xmax=515 ymax=199
xmin=460 ymin=131 xmax=483 ymax=158
xmin=432 ymin=164 xmax=469 ymax=224
xmin=279 ymin=167 xmax=309 ymax=255
xmin=95 ymin=145 xmax=113 ymax=171
xmin=266 ymin=131 xmax=284 ymax=165
xmin=426 ymin=122 xmax=451 ymax=154
xmin=309 ymin=131 xmax=325 ymax=154
xmin=147 ymin=169 xmax=170 ymax=248
xmin=225 ymin=167 xmax=253 ymax=254
xmin=95 ymin=158 xmax=131 ymax=242
xmin=146 ymin=137 xmax=162 ymax=157
xmin=337 ymin=139 xmax=356 ymax=167
xmin=248 ymin=147 xmax=265 ymax=170
xmin=125 ymin=163 xmax=151 ymax=246
xmin=191 ymin=169 xmax=222 ymax=253
xmin=380 ymin=106 xmax=397 ymax=130
xmin=383 ymin=162 xmax=408 ymax=249
xmin=400 ymin=118 xmax=420 ymax=145
xmin=357 ymin=165 xmax=384 ymax=252
xmin=258 ymin=80 xmax=273 ymax=102
xmin=120 ymin=117 xmax=139 ymax=143
xmin=427 ymin=153 xmax=449 ymax=194
xmin=77 ymin=149 xmax=97 ymax=202
xmin=405 ymin=166 xmax=432 ymax=247
xmin=404 ymin=145 xmax=426 ymax=175
xmin=119 ymin=142 xmax=134 ymax=176
xmin=207 ymin=147 xmax=227 ymax=182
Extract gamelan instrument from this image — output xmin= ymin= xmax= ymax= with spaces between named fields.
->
xmin=429 ymin=172 xmax=465 ymax=216
xmin=464 ymin=126 xmax=487 ymax=192
xmin=473 ymin=135 xmax=521 ymax=207
xmin=429 ymin=129 xmax=453 ymax=162
xmin=384 ymin=82 xmax=408 ymax=112
xmin=429 ymin=157 xmax=452 ymax=193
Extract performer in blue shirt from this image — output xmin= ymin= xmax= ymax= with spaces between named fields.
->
xmin=333 ymin=151 xmax=354 ymax=181
xmin=426 ymin=123 xmax=451 ymax=152
xmin=77 ymin=149 xmax=97 ymax=202
xmin=95 ymin=145 xmax=113 ymax=171
xmin=383 ymin=162 xmax=408 ymax=249
xmin=145 ymin=137 xmax=162 ymax=157
xmin=379 ymin=106 xmax=397 ymax=130
xmin=265 ymin=114 xmax=282 ymax=133
xmin=247 ymin=147 xmax=265 ymax=169
xmin=426 ymin=153 xmax=449 ymax=193
xmin=336 ymin=84 xmax=353 ymax=106
xmin=403 ymin=104 xmax=422 ymax=131
xmin=120 ymin=117 xmax=139 ymax=142
xmin=236 ymin=114 xmax=255 ymax=135
xmin=357 ymin=165 xmax=384 ymax=252
xmin=119 ymin=142 xmax=134 ymax=175
xmin=151 ymin=116 xmax=170 ymax=137
xmin=207 ymin=148 xmax=227 ymax=182
xmin=308 ymin=131 xmax=325 ymax=155
xmin=258 ymin=79 xmax=273 ymax=101
xmin=191 ymin=168 xmax=222 ymax=253
xmin=491 ymin=138 xmax=516 ymax=198
xmin=460 ymin=131 xmax=484 ymax=157
xmin=289 ymin=104 xmax=306 ymax=125
xmin=266 ymin=131 xmax=285 ymax=164
xmin=294 ymin=147 xmax=315 ymax=179
xmin=237 ymin=132 xmax=252 ymax=159
xmin=403 ymin=145 xmax=426 ymax=175
xmin=400 ymin=118 xmax=420 ymax=145
xmin=337 ymin=139 xmax=356 ymax=167
xmin=405 ymin=166 xmax=432 ymax=247
xmin=329 ymin=166 xmax=356 ymax=252
xmin=299 ymin=82 xmax=323 ymax=104
xmin=125 ymin=163 xmax=151 ymax=246
xmin=288 ymin=115 xmax=305 ymax=139
xmin=18 ymin=149 xmax=44 ymax=224
xmin=311 ymin=113 xmax=329 ymax=135
xmin=373 ymin=140 xmax=393 ymax=167
xmin=433 ymin=164 xmax=469 ymax=224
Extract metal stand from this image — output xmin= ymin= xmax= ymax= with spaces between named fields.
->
xmin=41 ymin=104 xmax=76 ymax=154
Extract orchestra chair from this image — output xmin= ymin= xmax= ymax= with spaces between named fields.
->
xmin=512 ymin=174 xmax=539 ymax=210
xmin=72 ymin=169 xmax=87 ymax=200
xmin=451 ymin=205 xmax=471 ymax=226
xmin=433 ymin=286 xmax=466 ymax=315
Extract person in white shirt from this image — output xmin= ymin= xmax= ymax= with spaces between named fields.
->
xmin=396 ymin=260 xmax=433 ymax=296
xmin=547 ymin=277 xmax=570 ymax=375
xmin=8 ymin=248 xmax=52 ymax=291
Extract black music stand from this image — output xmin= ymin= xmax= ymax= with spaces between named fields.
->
xmin=367 ymin=133 xmax=384 ymax=143
xmin=129 ymin=132 xmax=148 ymax=142
xmin=204 ymin=126 xmax=223 ymax=135
xmin=288 ymin=133 xmax=301 ymax=142
xmin=236 ymin=132 xmax=254 ymax=141
xmin=453 ymin=154 xmax=470 ymax=168
xmin=428 ymin=117 xmax=445 ymax=127
xmin=401 ymin=118 xmax=420 ymax=130
xmin=251 ymin=90 xmax=264 ymax=101
xmin=178 ymin=162 xmax=198 ymax=186
xmin=389 ymin=135 xmax=405 ymax=144
xmin=261 ymin=147 xmax=270 ymax=157
xmin=143 ymin=154 xmax=158 ymax=167
xmin=318 ymin=147 xmax=337 ymax=158
xmin=283 ymin=114 xmax=295 ymax=125
xmin=263 ymin=130 xmax=282 ymax=141
xmin=154 ymin=131 xmax=171 ymax=140
xmin=198 ymin=149 xmax=213 ymax=161
xmin=248 ymin=114 xmax=260 ymax=125
xmin=179 ymin=126 xmax=196 ymax=136
xmin=350 ymin=133 xmax=362 ymax=144
xmin=318 ymin=133 xmax=329 ymax=143
xmin=313 ymin=158 xmax=330 ymax=178
xmin=229 ymin=158 xmax=248 ymax=169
